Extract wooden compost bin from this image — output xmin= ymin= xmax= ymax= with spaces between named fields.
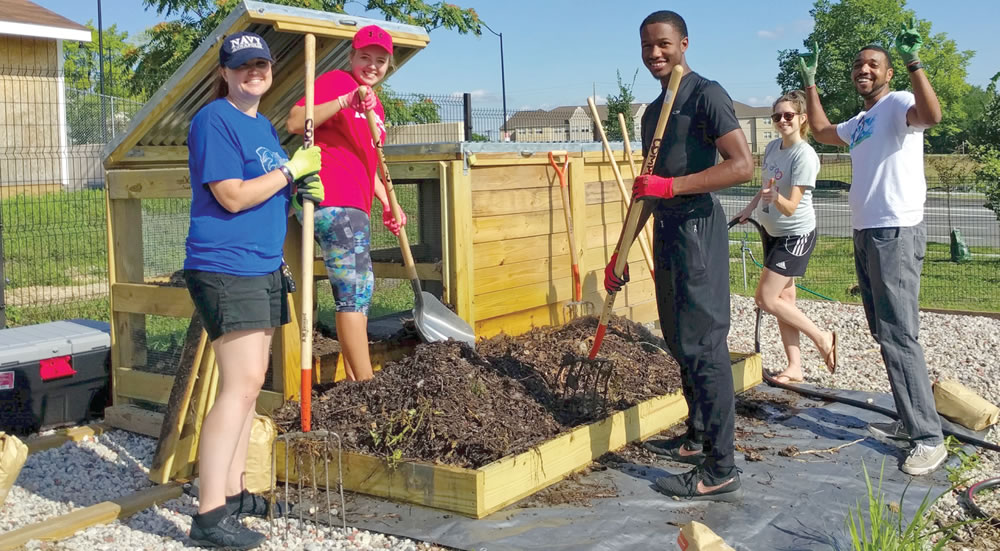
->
xmin=274 ymin=142 xmax=764 ymax=517
xmin=99 ymin=2 xmax=433 ymax=423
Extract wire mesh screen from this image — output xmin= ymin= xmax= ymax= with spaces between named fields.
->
xmin=131 ymin=314 xmax=189 ymax=376
xmin=143 ymin=199 xmax=191 ymax=280
xmin=1 ymin=66 xmax=112 ymax=327
xmin=724 ymin=153 xmax=1000 ymax=311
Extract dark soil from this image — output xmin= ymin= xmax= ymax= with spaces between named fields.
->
xmin=273 ymin=315 xmax=682 ymax=468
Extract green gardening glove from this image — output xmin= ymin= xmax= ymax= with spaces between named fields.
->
xmin=282 ymin=145 xmax=321 ymax=181
xmin=797 ymin=41 xmax=819 ymax=88
xmin=895 ymin=16 xmax=923 ymax=65
xmin=291 ymin=174 xmax=324 ymax=211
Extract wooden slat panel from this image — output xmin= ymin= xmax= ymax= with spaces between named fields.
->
xmin=584 ymin=180 xmax=625 ymax=205
xmin=472 ymin=187 xmax=558 ymax=217
xmin=475 ymin=301 xmax=574 ymax=338
xmin=470 ymin=164 xmax=556 ymax=192
xmin=26 ymin=424 xmax=109 ymax=455
xmin=472 ymin=233 xmax=571 ymax=270
xmin=276 ymin=443 xmax=483 ymax=517
xmin=474 ymin=254 xmax=573 ymax=296
xmin=446 ymin=161 xmax=476 ymax=326
xmin=474 ymin=275 xmax=573 ymax=321
xmin=104 ymin=405 xmax=163 ymax=438
xmin=473 ymin=209 xmax=566 ymax=243
xmin=585 ymin=201 xmax=628 ymax=226
xmin=107 ymin=168 xmax=190 ymax=199
xmin=110 ymin=198 xmax=146 ymax=377
xmin=112 ymin=283 xmax=194 ymax=317
xmin=116 ymin=146 xmax=189 ymax=167
xmin=387 ymin=161 xmax=440 ymax=180
xmin=115 ymin=367 xmax=283 ymax=413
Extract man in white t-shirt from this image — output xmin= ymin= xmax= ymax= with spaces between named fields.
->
xmin=799 ymin=19 xmax=947 ymax=476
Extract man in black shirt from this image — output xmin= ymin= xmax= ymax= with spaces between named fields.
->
xmin=606 ymin=10 xmax=753 ymax=501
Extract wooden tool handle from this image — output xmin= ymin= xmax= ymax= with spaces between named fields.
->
xmin=359 ymin=88 xmax=421 ymax=294
xmin=300 ymin=33 xmax=316 ymax=432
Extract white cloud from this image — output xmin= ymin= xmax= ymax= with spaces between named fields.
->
xmin=450 ymin=89 xmax=499 ymax=102
xmin=591 ymin=95 xmax=607 ymax=105
xmin=747 ymin=97 xmax=759 ymax=105
xmin=764 ymin=95 xmax=775 ymax=104
xmin=757 ymin=27 xmax=783 ymax=40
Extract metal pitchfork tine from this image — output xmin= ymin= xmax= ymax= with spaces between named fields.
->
xmin=558 ymin=352 xmax=614 ymax=416
xmin=270 ymin=430 xmax=346 ymax=540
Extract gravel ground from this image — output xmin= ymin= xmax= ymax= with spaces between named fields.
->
xmin=728 ymin=294 xmax=1000 ymax=550
xmin=3 ymin=294 xmax=998 ymax=549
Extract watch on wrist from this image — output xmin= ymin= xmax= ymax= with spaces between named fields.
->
xmin=279 ymin=165 xmax=294 ymax=184
xmin=907 ymin=61 xmax=923 ymax=73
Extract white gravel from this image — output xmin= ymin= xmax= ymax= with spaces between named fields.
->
xmin=728 ymin=293 xmax=1000 ymax=550
xmin=3 ymin=295 xmax=998 ymax=549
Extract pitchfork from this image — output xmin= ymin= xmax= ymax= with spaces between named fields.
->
xmin=269 ymin=32 xmax=344 ymax=539
xmin=549 ymin=150 xmax=593 ymax=321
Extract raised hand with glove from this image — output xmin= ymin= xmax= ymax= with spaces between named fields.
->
xmin=895 ymin=17 xmax=923 ymax=70
xmin=281 ymin=145 xmax=322 ymax=182
xmin=291 ymin=174 xmax=324 ymax=212
xmin=632 ymin=174 xmax=675 ymax=200
xmin=798 ymin=41 xmax=819 ymax=89
xmin=603 ymin=252 xmax=630 ymax=294
xmin=338 ymin=85 xmax=377 ymax=113
xmin=381 ymin=206 xmax=407 ymax=236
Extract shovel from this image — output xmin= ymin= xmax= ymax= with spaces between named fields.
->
xmin=359 ymin=88 xmax=476 ymax=347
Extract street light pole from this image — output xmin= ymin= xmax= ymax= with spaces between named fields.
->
xmin=97 ymin=0 xmax=107 ymax=142
xmin=482 ymin=22 xmax=507 ymax=140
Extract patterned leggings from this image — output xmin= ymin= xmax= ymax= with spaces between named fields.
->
xmin=303 ymin=206 xmax=374 ymax=315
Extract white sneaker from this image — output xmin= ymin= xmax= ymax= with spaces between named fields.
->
xmin=901 ymin=443 xmax=947 ymax=476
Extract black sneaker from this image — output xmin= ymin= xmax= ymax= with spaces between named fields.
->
xmin=653 ymin=466 xmax=743 ymax=503
xmin=189 ymin=513 xmax=266 ymax=549
xmin=642 ymin=437 xmax=706 ymax=465
xmin=227 ymin=489 xmax=291 ymax=518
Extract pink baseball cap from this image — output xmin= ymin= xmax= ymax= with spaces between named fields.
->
xmin=352 ymin=25 xmax=393 ymax=55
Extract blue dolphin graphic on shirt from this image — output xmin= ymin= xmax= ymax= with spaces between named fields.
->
xmin=256 ymin=147 xmax=287 ymax=173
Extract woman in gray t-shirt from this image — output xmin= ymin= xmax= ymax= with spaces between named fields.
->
xmin=733 ymin=90 xmax=837 ymax=384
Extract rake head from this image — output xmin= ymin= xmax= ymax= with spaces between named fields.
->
xmin=270 ymin=430 xmax=346 ymax=541
xmin=563 ymin=299 xmax=596 ymax=322
xmin=556 ymin=353 xmax=614 ymax=416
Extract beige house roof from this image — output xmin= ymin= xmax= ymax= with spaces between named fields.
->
xmin=0 ymin=0 xmax=91 ymax=41
xmin=733 ymin=101 xmax=771 ymax=119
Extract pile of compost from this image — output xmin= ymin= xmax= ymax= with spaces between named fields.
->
xmin=273 ymin=315 xmax=683 ymax=468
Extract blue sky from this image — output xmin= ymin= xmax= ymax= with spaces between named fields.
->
xmin=39 ymin=0 xmax=998 ymax=109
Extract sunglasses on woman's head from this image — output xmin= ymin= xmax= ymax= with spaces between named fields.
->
xmin=771 ymin=112 xmax=800 ymax=123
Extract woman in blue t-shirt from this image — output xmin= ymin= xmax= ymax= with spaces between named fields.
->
xmin=733 ymin=90 xmax=836 ymax=384
xmin=182 ymin=31 xmax=322 ymax=549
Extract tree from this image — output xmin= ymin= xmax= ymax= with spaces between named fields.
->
xmin=604 ymin=69 xmax=638 ymax=142
xmin=972 ymin=73 xmax=1000 ymax=221
xmin=125 ymin=0 xmax=482 ymax=97
xmin=776 ymin=0 xmax=974 ymax=152
xmin=62 ymin=22 xmax=144 ymax=143
xmin=375 ymin=83 xmax=441 ymax=125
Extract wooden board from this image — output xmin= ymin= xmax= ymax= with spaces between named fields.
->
xmin=111 ymin=283 xmax=194 ymax=317
xmin=470 ymin=165 xmax=556 ymax=192
xmin=276 ymin=353 xmax=761 ymax=518
xmin=104 ymin=405 xmax=165 ymax=439
xmin=25 ymin=424 xmax=109 ymax=455
xmin=107 ymin=168 xmax=191 ymax=199
xmin=0 ymin=483 xmax=183 ymax=551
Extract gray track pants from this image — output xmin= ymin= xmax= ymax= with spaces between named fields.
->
xmin=853 ymin=222 xmax=943 ymax=446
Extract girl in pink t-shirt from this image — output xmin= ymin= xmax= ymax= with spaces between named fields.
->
xmin=287 ymin=25 xmax=405 ymax=381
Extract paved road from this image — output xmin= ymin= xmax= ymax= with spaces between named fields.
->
xmin=717 ymin=189 xmax=1000 ymax=248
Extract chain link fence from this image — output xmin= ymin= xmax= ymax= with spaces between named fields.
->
xmin=3 ymin=62 xmax=998 ymax=328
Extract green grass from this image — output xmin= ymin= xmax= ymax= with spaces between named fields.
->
xmin=729 ymin=232 xmax=1000 ymax=311
xmin=750 ymin=155 xmax=984 ymax=190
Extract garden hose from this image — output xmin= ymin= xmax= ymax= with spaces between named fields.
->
xmin=963 ymin=477 xmax=1000 ymax=521
xmin=727 ymin=217 xmax=1000 ymax=454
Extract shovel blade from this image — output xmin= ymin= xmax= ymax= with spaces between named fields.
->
xmin=413 ymin=291 xmax=476 ymax=346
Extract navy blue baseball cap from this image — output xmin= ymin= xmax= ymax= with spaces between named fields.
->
xmin=219 ymin=31 xmax=274 ymax=69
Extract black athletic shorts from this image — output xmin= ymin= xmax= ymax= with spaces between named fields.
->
xmin=184 ymin=268 xmax=289 ymax=341
xmin=762 ymin=229 xmax=817 ymax=278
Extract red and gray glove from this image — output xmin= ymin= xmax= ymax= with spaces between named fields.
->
xmin=632 ymin=174 xmax=675 ymax=200
xmin=382 ymin=207 xmax=406 ymax=236
xmin=340 ymin=86 xmax=377 ymax=112
xmin=604 ymin=253 xmax=630 ymax=293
